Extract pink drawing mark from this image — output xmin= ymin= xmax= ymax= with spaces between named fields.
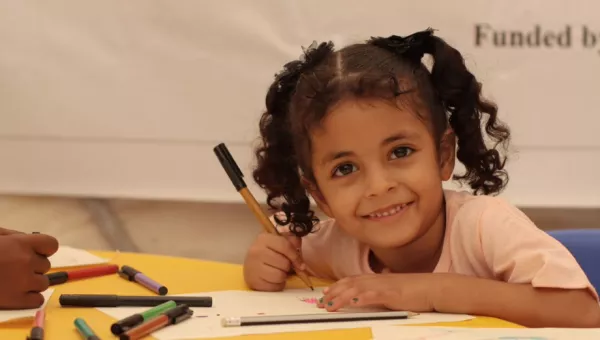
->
xmin=299 ymin=297 xmax=319 ymax=304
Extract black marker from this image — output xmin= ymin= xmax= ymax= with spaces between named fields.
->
xmin=59 ymin=294 xmax=212 ymax=307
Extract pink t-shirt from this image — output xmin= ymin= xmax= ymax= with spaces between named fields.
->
xmin=297 ymin=190 xmax=598 ymax=298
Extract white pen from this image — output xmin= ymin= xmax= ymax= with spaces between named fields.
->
xmin=221 ymin=311 xmax=418 ymax=327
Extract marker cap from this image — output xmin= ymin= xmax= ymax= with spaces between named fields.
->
xmin=47 ymin=272 xmax=68 ymax=285
xmin=119 ymin=265 xmax=140 ymax=281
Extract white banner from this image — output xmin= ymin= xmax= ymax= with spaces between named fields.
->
xmin=0 ymin=0 xmax=598 ymax=207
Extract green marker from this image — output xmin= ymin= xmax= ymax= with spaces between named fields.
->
xmin=110 ymin=300 xmax=177 ymax=335
xmin=74 ymin=318 xmax=100 ymax=340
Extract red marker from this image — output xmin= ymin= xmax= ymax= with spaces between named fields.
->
xmin=27 ymin=310 xmax=45 ymax=340
xmin=46 ymin=264 xmax=119 ymax=285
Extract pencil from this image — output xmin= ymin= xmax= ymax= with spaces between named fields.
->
xmin=221 ymin=311 xmax=419 ymax=327
xmin=213 ymin=143 xmax=314 ymax=290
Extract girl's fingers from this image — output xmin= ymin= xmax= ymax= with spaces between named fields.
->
xmin=320 ymin=278 xmax=353 ymax=303
xmin=265 ymin=237 xmax=304 ymax=269
xmin=322 ymin=286 xmax=361 ymax=312
xmin=318 ymin=280 xmax=353 ymax=309
xmin=259 ymin=263 xmax=288 ymax=284
xmin=348 ymin=290 xmax=382 ymax=308
xmin=262 ymin=250 xmax=292 ymax=273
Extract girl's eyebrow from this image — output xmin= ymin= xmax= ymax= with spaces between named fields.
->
xmin=319 ymin=131 xmax=417 ymax=166
xmin=381 ymin=131 xmax=417 ymax=145
xmin=320 ymin=150 xmax=353 ymax=166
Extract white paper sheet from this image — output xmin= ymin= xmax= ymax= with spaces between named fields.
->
xmin=49 ymin=246 xmax=108 ymax=268
xmin=0 ymin=289 xmax=54 ymax=323
xmin=371 ymin=326 xmax=600 ymax=340
xmin=97 ymin=288 xmax=473 ymax=340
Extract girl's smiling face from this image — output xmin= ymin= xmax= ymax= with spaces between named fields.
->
xmin=308 ymin=98 xmax=455 ymax=249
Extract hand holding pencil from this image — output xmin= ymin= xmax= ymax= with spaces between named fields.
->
xmin=213 ymin=143 xmax=314 ymax=291
xmin=243 ymin=231 xmax=309 ymax=291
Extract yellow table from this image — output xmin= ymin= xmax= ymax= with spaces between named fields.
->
xmin=0 ymin=251 xmax=521 ymax=339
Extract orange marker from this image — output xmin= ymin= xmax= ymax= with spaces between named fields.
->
xmin=119 ymin=305 xmax=193 ymax=340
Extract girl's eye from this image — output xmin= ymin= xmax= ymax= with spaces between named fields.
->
xmin=390 ymin=146 xmax=414 ymax=159
xmin=332 ymin=163 xmax=357 ymax=177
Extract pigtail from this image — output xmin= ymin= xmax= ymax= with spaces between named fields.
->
xmin=426 ymin=36 xmax=510 ymax=195
xmin=253 ymin=42 xmax=333 ymax=236
xmin=369 ymin=29 xmax=510 ymax=195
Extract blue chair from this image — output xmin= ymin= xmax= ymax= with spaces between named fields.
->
xmin=548 ymin=229 xmax=600 ymax=293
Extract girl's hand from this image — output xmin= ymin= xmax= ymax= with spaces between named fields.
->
xmin=317 ymin=273 xmax=437 ymax=312
xmin=243 ymin=232 xmax=305 ymax=292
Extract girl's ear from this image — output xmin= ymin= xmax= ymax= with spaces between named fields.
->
xmin=301 ymin=176 xmax=334 ymax=218
xmin=439 ymin=129 xmax=456 ymax=181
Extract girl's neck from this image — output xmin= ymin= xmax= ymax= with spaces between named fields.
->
xmin=369 ymin=201 xmax=447 ymax=274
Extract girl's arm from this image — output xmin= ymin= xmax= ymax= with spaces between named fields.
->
xmin=433 ymin=273 xmax=600 ymax=328
xmin=320 ymin=198 xmax=599 ymax=326
xmin=444 ymin=198 xmax=600 ymax=327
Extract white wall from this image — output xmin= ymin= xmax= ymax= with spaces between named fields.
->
xmin=0 ymin=0 xmax=599 ymax=207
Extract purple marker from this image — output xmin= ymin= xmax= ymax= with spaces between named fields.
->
xmin=119 ymin=265 xmax=168 ymax=295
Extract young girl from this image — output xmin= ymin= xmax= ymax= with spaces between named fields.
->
xmin=243 ymin=28 xmax=600 ymax=328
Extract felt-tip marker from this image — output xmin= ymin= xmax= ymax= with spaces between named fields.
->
xmin=119 ymin=305 xmax=193 ymax=340
xmin=118 ymin=265 xmax=168 ymax=295
xmin=59 ymin=294 xmax=212 ymax=307
xmin=74 ymin=318 xmax=101 ymax=340
xmin=27 ymin=310 xmax=45 ymax=340
xmin=46 ymin=264 xmax=119 ymax=285
xmin=110 ymin=300 xmax=177 ymax=335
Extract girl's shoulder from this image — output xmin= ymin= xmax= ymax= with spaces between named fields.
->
xmin=444 ymin=189 xmax=533 ymax=230
xmin=443 ymin=189 xmax=544 ymax=254
xmin=442 ymin=190 xmax=597 ymax=297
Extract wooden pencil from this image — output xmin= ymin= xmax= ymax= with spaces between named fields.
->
xmin=214 ymin=143 xmax=314 ymax=290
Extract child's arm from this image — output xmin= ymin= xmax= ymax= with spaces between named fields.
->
xmin=319 ymin=198 xmax=599 ymax=327
xmin=444 ymin=198 xmax=600 ymax=327
xmin=318 ymin=272 xmax=599 ymax=328
xmin=433 ymin=273 xmax=600 ymax=327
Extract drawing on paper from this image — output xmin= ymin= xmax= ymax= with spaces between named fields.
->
xmin=298 ymin=297 xmax=319 ymax=304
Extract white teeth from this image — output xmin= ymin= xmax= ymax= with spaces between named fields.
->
xmin=368 ymin=204 xmax=407 ymax=218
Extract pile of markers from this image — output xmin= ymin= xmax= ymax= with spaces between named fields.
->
xmin=47 ymin=264 xmax=168 ymax=296
xmin=27 ymin=264 xmax=212 ymax=340
xmin=85 ymin=301 xmax=194 ymax=340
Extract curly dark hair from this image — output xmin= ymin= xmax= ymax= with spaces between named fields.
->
xmin=253 ymin=28 xmax=510 ymax=237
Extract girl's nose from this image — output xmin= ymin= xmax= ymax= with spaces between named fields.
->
xmin=364 ymin=167 xmax=398 ymax=198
